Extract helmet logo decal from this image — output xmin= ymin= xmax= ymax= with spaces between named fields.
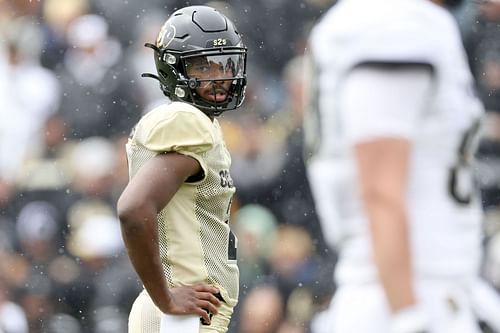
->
xmin=157 ymin=22 xmax=176 ymax=48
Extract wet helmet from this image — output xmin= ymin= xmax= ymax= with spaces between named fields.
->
xmin=143 ymin=6 xmax=247 ymax=116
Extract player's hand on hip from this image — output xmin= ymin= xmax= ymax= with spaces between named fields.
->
xmin=161 ymin=284 xmax=222 ymax=324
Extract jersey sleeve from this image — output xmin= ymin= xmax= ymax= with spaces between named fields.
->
xmin=335 ymin=5 xmax=441 ymax=69
xmin=133 ymin=104 xmax=215 ymax=177
xmin=340 ymin=65 xmax=434 ymax=144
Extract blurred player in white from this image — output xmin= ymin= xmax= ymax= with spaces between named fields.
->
xmin=304 ymin=0 xmax=500 ymax=332
xmin=117 ymin=6 xmax=247 ymax=333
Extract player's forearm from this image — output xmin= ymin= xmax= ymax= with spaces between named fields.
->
xmin=365 ymin=196 xmax=416 ymax=313
xmin=118 ymin=205 xmax=172 ymax=311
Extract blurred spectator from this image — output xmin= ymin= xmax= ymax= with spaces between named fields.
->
xmin=67 ymin=213 xmax=124 ymax=262
xmin=124 ymin=12 xmax=168 ymax=112
xmin=62 ymin=212 xmax=139 ymax=332
xmin=11 ymin=198 xmax=69 ymax=333
xmin=228 ymin=56 xmax=327 ymax=255
xmin=0 ymin=16 xmax=61 ymax=196
xmin=0 ymin=277 xmax=28 ymax=333
xmin=238 ymin=284 xmax=284 ymax=333
xmin=56 ymin=14 xmax=141 ymax=139
xmin=46 ymin=313 xmax=82 ymax=333
xmin=40 ymin=0 xmax=90 ymax=70
xmin=89 ymin=0 xmax=166 ymax=47
xmin=229 ymin=111 xmax=287 ymax=204
xmin=268 ymin=225 xmax=327 ymax=306
xmin=212 ymin=0 xmax=329 ymax=78
xmin=17 ymin=275 xmax=54 ymax=333
xmin=68 ymin=136 xmax=119 ymax=203
xmin=233 ymin=204 xmax=278 ymax=291
xmin=16 ymin=114 xmax=73 ymax=192
xmin=5 ymin=0 xmax=42 ymax=17
xmin=15 ymin=200 xmax=61 ymax=262
xmin=464 ymin=0 xmax=500 ymax=112
xmin=263 ymin=56 xmax=325 ymax=248
xmin=462 ymin=1 xmax=500 ymax=212
xmin=235 ymin=224 xmax=332 ymax=332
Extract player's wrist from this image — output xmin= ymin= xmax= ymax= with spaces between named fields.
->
xmin=389 ymin=304 xmax=429 ymax=333
xmin=152 ymin=288 xmax=175 ymax=314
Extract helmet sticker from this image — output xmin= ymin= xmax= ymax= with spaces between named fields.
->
xmin=213 ymin=38 xmax=227 ymax=47
xmin=157 ymin=22 xmax=176 ymax=48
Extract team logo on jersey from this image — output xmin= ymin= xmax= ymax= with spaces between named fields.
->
xmin=219 ymin=170 xmax=234 ymax=188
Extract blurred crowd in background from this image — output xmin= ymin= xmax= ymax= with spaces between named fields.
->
xmin=0 ymin=0 xmax=499 ymax=332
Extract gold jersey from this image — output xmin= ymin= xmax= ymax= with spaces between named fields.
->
xmin=126 ymin=101 xmax=238 ymax=306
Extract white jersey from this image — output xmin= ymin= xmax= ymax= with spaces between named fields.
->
xmin=305 ymin=0 xmax=484 ymax=285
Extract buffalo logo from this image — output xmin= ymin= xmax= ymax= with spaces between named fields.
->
xmin=157 ymin=22 xmax=176 ymax=48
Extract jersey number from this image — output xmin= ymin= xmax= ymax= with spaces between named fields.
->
xmin=220 ymin=170 xmax=234 ymax=188
xmin=448 ymin=120 xmax=481 ymax=205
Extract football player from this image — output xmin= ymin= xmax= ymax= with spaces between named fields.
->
xmin=117 ymin=6 xmax=247 ymax=333
xmin=304 ymin=0 xmax=500 ymax=332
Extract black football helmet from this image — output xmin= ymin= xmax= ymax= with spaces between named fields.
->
xmin=142 ymin=6 xmax=247 ymax=116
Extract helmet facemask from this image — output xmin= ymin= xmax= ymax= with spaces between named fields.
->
xmin=180 ymin=50 xmax=247 ymax=116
